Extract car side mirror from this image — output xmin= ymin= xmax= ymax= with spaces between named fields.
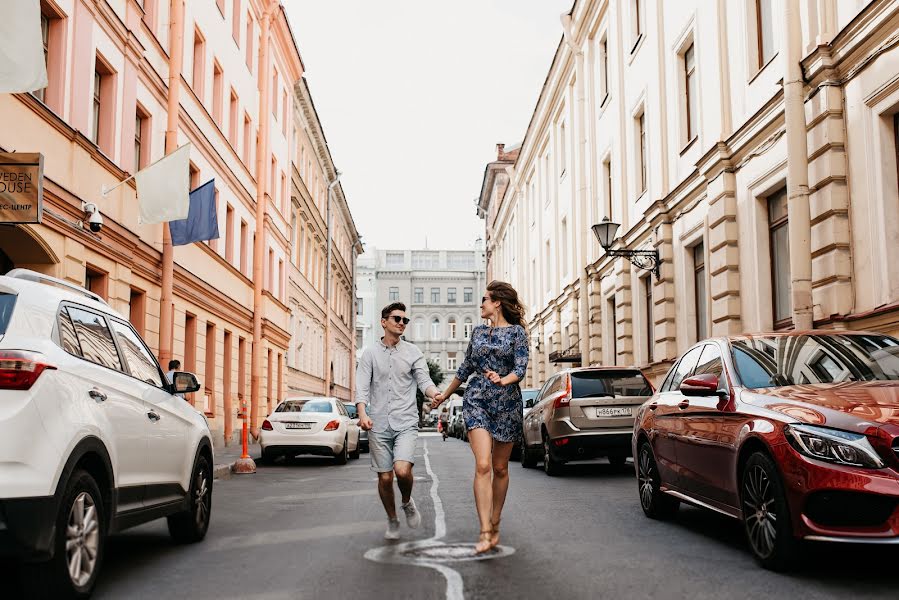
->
xmin=172 ymin=371 xmax=201 ymax=394
xmin=680 ymin=374 xmax=721 ymax=397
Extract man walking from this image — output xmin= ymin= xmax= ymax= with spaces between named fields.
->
xmin=356 ymin=302 xmax=439 ymax=540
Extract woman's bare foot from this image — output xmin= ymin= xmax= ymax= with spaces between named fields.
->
xmin=475 ymin=530 xmax=493 ymax=554
xmin=489 ymin=518 xmax=501 ymax=549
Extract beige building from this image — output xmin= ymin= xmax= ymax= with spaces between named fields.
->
xmin=286 ymin=78 xmax=362 ymax=402
xmin=0 ymin=0 xmax=352 ymax=444
xmin=479 ymin=0 xmax=899 ymax=387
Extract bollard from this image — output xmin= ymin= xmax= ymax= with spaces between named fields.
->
xmin=232 ymin=397 xmax=256 ymax=474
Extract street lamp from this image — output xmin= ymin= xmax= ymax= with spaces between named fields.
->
xmin=591 ymin=216 xmax=661 ymax=279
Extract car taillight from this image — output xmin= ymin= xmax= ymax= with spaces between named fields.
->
xmin=553 ymin=376 xmax=572 ymax=409
xmin=324 ymin=419 xmax=340 ymax=431
xmin=0 ymin=350 xmax=56 ymax=390
xmin=261 ymin=419 xmax=273 ymax=431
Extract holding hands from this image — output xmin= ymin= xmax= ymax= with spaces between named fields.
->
xmin=432 ymin=392 xmax=446 ymax=408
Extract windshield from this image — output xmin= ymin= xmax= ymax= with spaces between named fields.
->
xmin=276 ymin=400 xmax=334 ymax=413
xmin=343 ymin=403 xmax=358 ymax=418
xmin=0 ymin=293 xmax=15 ymax=334
xmin=522 ymin=389 xmax=539 ymax=402
xmin=732 ymin=334 xmax=899 ymax=389
xmin=570 ymin=370 xmax=652 ymax=398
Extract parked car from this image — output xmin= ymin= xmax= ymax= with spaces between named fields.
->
xmin=447 ymin=397 xmax=464 ymax=438
xmin=261 ymin=397 xmax=361 ymax=463
xmin=634 ymin=331 xmax=899 ymax=570
xmin=510 ymin=388 xmax=541 ymax=460
xmin=343 ymin=402 xmax=368 ymax=452
xmin=521 ymin=366 xmax=654 ymax=474
xmin=0 ymin=269 xmax=211 ymax=598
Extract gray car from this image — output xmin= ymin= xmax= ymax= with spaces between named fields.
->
xmin=520 ymin=366 xmax=654 ymax=475
xmin=343 ymin=402 xmax=368 ymax=452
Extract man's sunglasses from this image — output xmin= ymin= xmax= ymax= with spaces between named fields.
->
xmin=386 ymin=315 xmax=411 ymax=325
xmin=482 ymin=296 xmax=490 ymax=304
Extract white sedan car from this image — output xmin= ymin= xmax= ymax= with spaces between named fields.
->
xmin=260 ymin=397 xmax=361 ymax=464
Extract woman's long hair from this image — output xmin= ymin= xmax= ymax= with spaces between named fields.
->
xmin=487 ymin=280 xmax=527 ymax=330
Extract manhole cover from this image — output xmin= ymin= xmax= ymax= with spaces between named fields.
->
xmin=399 ymin=542 xmax=514 ymax=562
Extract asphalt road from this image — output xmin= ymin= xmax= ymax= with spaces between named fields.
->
xmin=10 ymin=433 xmax=899 ymax=599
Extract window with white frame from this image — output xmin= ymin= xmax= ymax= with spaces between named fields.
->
xmin=464 ymin=287 xmax=473 ymax=303
xmin=464 ymin=320 xmax=473 ymax=339
xmin=636 ymin=110 xmax=647 ymax=196
xmin=447 ymin=354 xmax=457 ymax=371
xmin=447 ymin=319 xmax=457 ymax=339
xmin=768 ymin=188 xmax=791 ymax=326
xmin=431 ymin=287 xmax=440 ymax=303
xmin=756 ymin=0 xmax=776 ymax=69
xmin=630 ymin=0 xmax=644 ymax=52
xmin=414 ymin=287 xmax=424 ymax=303
xmin=389 ymin=287 xmax=399 ymax=302
xmin=683 ymin=42 xmax=698 ymax=143
xmin=431 ymin=318 xmax=441 ymax=339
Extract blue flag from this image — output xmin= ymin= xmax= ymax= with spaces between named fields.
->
xmin=169 ymin=179 xmax=219 ymax=246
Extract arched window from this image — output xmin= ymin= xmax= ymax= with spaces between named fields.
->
xmin=414 ymin=319 xmax=424 ymax=340
xmin=447 ymin=317 xmax=457 ymax=339
xmin=464 ymin=318 xmax=473 ymax=339
xmin=431 ymin=317 xmax=441 ymax=340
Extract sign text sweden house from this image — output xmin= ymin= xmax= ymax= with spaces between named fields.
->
xmin=0 ymin=152 xmax=43 ymax=224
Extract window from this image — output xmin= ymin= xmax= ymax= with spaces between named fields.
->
xmin=185 ymin=314 xmax=197 ymax=399
xmin=189 ymin=162 xmax=200 ymax=190
xmin=431 ymin=288 xmax=440 ymax=303
xmin=212 ymin=60 xmax=223 ymax=125
xmin=56 ymin=308 xmax=80 ymax=356
xmin=112 ymin=320 xmax=163 ymax=387
xmin=464 ymin=288 xmax=473 ymax=303
xmin=129 ymin=288 xmax=146 ymax=336
xmin=282 ymin=90 xmax=288 ymax=134
xmin=33 ymin=13 xmax=50 ymax=103
xmin=243 ymin=113 xmax=253 ymax=165
xmin=223 ymin=329 xmax=232 ymax=423
xmin=447 ymin=288 xmax=457 ymax=303
xmin=414 ymin=320 xmax=423 ymax=339
xmin=134 ymin=106 xmax=149 ymax=171
xmin=91 ymin=59 xmax=117 ymax=151
xmin=756 ymin=0 xmax=776 ymax=68
xmin=412 ymin=252 xmax=440 ymax=269
xmin=643 ymin=276 xmax=653 ymax=363
xmin=636 ymin=111 xmax=647 ymax=195
xmin=356 ymin=298 xmax=363 ymax=316
xmin=599 ymin=37 xmax=609 ymax=104
xmin=561 ymin=218 xmax=568 ymax=271
xmin=216 ymin=0 xmax=225 ymax=16
xmin=270 ymin=156 xmax=277 ymax=207
xmin=245 ymin=14 xmax=254 ymax=72
xmin=602 ymin=157 xmax=612 ymax=218
xmin=544 ymin=241 xmax=551 ymax=293
xmin=240 ymin=219 xmax=248 ymax=275
xmin=631 ymin=0 xmax=644 ymax=51
xmin=192 ymin=28 xmax=205 ymax=103
xmin=694 ymin=344 xmax=723 ymax=379
xmin=608 ymin=297 xmax=617 ymax=363
xmin=431 ymin=318 xmax=440 ymax=339
xmin=205 ymin=322 xmax=216 ymax=413
xmin=232 ymin=0 xmax=241 ymax=45
xmin=229 ymin=90 xmax=238 ymax=147
xmin=693 ymin=243 xmax=708 ymax=341
xmin=684 ymin=43 xmax=697 ymax=142
xmin=559 ymin=122 xmax=567 ymax=176
xmin=447 ymin=355 xmax=457 ymax=371
xmin=66 ymin=307 xmax=122 ymax=371
xmin=389 ymin=287 xmax=399 ymax=302
xmin=768 ymin=188 xmax=791 ymax=325
xmin=271 ymin=70 xmax=279 ymax=116
xmin=447 ymin=319 xmax=457 ymax=339
xmin=225 ymin=204 xmax=234 ymax=263
xmin=430 ymin=355 xmax=441 ymax=368
xmin=664 ymin=345 xmax=704 ymax=392
xmin=464 ymin=320 xmax=473 ymax=339
xmin=386 ymin=252 xmax=404 ymax=268
xmin=238 ymin=336 xmax=247 ymax=404
xmin=414 ymin=287 xmax=423 ymax=303
xmin=85 ymin=266 xmax=108 ymax=300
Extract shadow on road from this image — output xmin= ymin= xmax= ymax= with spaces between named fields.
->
xmin=257 ymin=455 xmax=363 ymax=468
xmin=544 ymin=459 xmax=635 ymax=479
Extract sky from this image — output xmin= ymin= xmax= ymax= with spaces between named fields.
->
xmin=284 ymin=0 xmax=573 ymax=252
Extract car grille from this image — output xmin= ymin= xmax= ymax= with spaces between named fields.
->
xmin=804 ymin=491 xmax=898 ymax=528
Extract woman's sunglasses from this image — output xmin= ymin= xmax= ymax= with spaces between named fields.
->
xmin=387 ymin=315 xmax=411 ymax=325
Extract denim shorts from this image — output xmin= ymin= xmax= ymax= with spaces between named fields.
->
xmin=369 ymin=425 xmax=418 ymax=473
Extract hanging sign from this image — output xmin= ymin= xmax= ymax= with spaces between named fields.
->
xmin=0 ymin=152 xmax=43 ymax=224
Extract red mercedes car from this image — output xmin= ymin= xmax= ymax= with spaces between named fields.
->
xmin=633 ymin=331 xmax=899 ymax=570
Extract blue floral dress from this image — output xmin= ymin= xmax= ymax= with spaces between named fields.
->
xmin=455 ymin=324 xmax=529 ymax=442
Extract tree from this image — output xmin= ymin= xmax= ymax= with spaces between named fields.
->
xmin=417 ymin=359 xmax=445 ymax=426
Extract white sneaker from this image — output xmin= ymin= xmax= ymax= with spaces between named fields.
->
xmin=402 ymin=498 xmax=421 ymax=529
xmin=384 ymin=518 xmax=400 ymax=540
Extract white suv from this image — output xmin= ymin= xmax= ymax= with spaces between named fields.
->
xmin=0 ymin=270 xmax=213 ymax=598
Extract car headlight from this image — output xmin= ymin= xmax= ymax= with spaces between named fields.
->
xmin=784 ymin=424 xmax=884 ymax=469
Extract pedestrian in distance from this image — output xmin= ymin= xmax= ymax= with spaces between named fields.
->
xmin=356 ymin=301 xmax=441 ymax=540
xmin=166 ymin=359 xmax=186 ymax=399
xmin=433 ymin=280 xmax=529 ymax=554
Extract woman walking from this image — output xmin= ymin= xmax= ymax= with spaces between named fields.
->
xmin=434 ymin=280 xmax=529 ymax=554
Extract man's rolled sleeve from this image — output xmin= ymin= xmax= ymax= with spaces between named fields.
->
xmin=355 ymin=349 xmax=373 ymax=409
xmin=412 ymin=353 xmax=438 ymax=398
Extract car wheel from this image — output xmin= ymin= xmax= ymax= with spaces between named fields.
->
xmin=543 ymin=434 xmax=563 ymax=476
xmin=21 ymin=469 xmax=106 ymax=599
xmin=335 ymin=437 xmax=349 ymax=465
xmin=350 ymin=437 xmax=361 ymax=460
xmin=637 ymin=442 xmax=679 ymax=519
xmin=261 ymin=448 xmax=277 ymax=464
xmin=741 ymin=452 xmax=799 ymax=571
xmin=167 ymin=454 xmax=212 ymax=544
xmin=608 ymin=455 xmax=627 ymax=468
xmin=520 ymin=437 xmax=538 ymax=468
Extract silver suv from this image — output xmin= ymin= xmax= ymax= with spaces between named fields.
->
xmin=520 ymin=366 xmax=654 ymax=475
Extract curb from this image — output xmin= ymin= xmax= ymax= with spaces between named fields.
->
xmin=213 ymin=464 xmax=233 ymax=480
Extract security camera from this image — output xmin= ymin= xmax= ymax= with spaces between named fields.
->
xmin=82 ymin=202 xmax=103 ymax=233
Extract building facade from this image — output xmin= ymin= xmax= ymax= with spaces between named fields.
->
xmin=0 ymin=0 xmax=349 ymax=444
xmin=355 ymin=247 xmax=486 ymax=383
xmin=286 ymin=78 xmax=362 ymax=402
xmin=480 ymin=0 xmax=899 ymax=388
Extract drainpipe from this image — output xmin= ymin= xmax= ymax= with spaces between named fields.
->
xmin=159 ymin=0 xmax=184 ymax=368
xmin=250 ymin=1 xmax=279 ymax=436
xmin=783 ymin=0 xmax=813 ymax=330
xmin=561 ymin=13 xmax=590 ymax=366
xmin=324 ymin=172 xmax=341 ymax=396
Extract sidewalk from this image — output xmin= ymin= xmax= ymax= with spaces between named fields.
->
xmin=212 ymin=440 xmax=262 ymax=480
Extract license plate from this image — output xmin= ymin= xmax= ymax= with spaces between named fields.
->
xmin=284 ymin=422 xmax=312 ymax=429
xmin=594 ymin=406 xmax=632 ymax=418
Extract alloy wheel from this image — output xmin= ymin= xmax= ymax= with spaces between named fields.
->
xmin=638 ymin=447 xmax=655 ymax=510
xmin=743 ymin=464 xmax=777 ymax=558
xmin=66 ymin=491 xmax=99 ymax=587
xmin=193 ymin=468 xmax=210 ymax=530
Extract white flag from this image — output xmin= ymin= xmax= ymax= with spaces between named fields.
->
xmin=0 ymin=0 xmax=48 ymax=94
xmin=137 ymin=144 xmax=191 ymax=224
